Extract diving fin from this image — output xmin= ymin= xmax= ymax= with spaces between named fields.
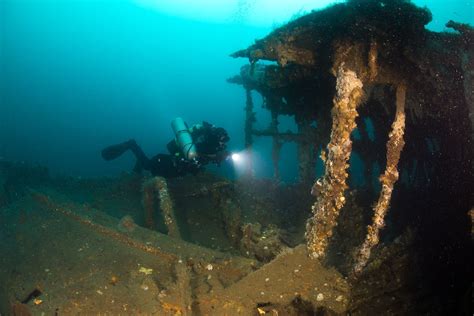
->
xmin=101 ymin=140 xmax=135 ymax=161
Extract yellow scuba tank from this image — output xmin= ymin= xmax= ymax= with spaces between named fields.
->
xmin=171 ymin=117 xmax=198 ymax=160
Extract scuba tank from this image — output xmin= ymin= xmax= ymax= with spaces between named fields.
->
xmin=171 ymin=117 xmax=198 ymax=160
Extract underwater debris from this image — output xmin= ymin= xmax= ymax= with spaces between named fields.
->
xmin=117 ymin=215 xmax=137 ymax=233
xmin=20 ymin=288 xmax=42 ymax=305
xmin=197 ymin=245 xmax=350 ymax=315
xmin=109 ymin=275 xmax=119 ymax=286
xmin=240 ymin=223 xmax=288 ymax=262
xmin=175 ymin=263 xmax=193 ymax=315
xmin=31 ymin=191 xmax=177 ymax=262
xmin=138 ymin=267 xmax=153 ymax=275
xmin=0 ymin=0 xmax=471 ymax=314
xmin=221 ymin=200 xmax=244 ymax=248
xmin=231 ymin=0 xmax=432 ymax=67
xmin=157 ymin=263 xmax=193 ymax=315
xmin=354 ymin=82 xmax=407 ymax=274
xmin=305 ymin=65 xmax=364 ymax=259
xmin=142 ymin=176 xmax=180 ymax=238
xmin=316 ymin=293 xmax=324 ymax=301
xmin=446 ymin=20 xmax=474 ymax=41
xmin=244 ymin=88 xmax=255 ymax=177
xmin=230 ymin=4 xmax=473 ymax=314
xmin=231 ymin=0 xmax=472 ymax=280
xmin=32 ymin=298 xmax=42 ymax=306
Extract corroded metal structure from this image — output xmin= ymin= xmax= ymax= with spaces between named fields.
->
xmin=3 ymin=1 xmax=472 ymax=315
xmin=142 ymin=176 xmax=181 ymax=238
xmin=228 ymin=64 xmax=322 ymax=182
xmin=230 ymin=0 xmax=473 ymax=276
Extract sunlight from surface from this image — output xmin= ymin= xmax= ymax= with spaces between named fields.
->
xmin=133 ymin=0 xmax=342 ymax=26
xmin=134 ymin=0 xmax=473 ymax=30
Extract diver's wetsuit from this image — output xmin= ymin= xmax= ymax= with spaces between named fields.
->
xmin=166 ymin=122 xmax=229 ymax=165
xmin=101 ymin=139 xmax=200 ymax=178
xmin=101 ymin=122 xmax=229 ymax=178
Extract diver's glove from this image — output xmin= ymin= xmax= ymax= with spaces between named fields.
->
xmin=213 ymin=150 xmax=230 ymax=165
xmin=175 ymin=156 xmax=203 ymax=175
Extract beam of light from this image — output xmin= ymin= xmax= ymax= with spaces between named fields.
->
xmin=231 ymin=152 xmax=241 ymax=162
xmin=229 ymin=150 xmax=250 ymax=176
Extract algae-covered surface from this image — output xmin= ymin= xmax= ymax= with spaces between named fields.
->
xmin=1 ymin=0 xmax=472 ymax=314
xmin=0 ymin=160 xmax=470 ymax=315
xmin=0 ymin=163 xmax=350 ymax=315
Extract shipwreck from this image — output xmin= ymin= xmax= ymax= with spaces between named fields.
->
xmin=1 ymin=0 xmax=472 ymax=315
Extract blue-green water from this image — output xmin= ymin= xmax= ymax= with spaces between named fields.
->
xmin=0 ymin=0 xmax=472 ymax=181
xmin=0 ymin=2 xmax=472 ymax=314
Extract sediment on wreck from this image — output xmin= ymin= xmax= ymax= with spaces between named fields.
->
xmin=244 ymin=87 xmax=255 ymax=178
xmin=157 ymin=263 xmax=194 ymax=315
xmin=354 ymin=82 xmax=407 ymax=274
xmin=228 ymin=0 xmax=473 ymax=313
xmin=142 ymin=176 xmax=180 ymax=238
xmin=0 ymin=1 xmax=471 ymax=312
xmin=305 ymin=65 xmax=364 ymax=259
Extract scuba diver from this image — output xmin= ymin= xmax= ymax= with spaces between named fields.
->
xmin=101 ymin=118 xmax=230 ymax=178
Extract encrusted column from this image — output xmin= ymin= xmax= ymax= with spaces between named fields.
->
xmin=306 ymin=65 xmax=364 ymax=259
xmin=354 ymin=83 xmax=407 ymax=274
xmin=142 ymin=176 xmax=180 ymax=238
xmin=244 ymin=88 xmax=255 ymax=177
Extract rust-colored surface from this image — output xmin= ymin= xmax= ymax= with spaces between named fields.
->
xmin=32 ymin=192 xmax=177 ymax=262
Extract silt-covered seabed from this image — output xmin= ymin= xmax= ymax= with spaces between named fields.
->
xmin=1 ymin=0 xmax=473 ymax=315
